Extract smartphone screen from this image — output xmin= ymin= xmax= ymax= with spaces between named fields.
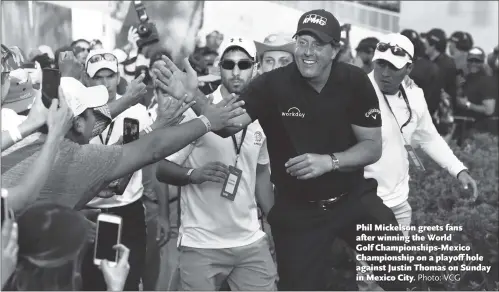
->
xmin=41 ymin=68 xmax=61 ymax=108
xmin=95 ymin=220 xmax=120 ymax=262
xmin=123 ymin=118 xmax=140 ymax=144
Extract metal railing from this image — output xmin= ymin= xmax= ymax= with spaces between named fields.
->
xmin=271 ymin=0 xmax=400 ymax=34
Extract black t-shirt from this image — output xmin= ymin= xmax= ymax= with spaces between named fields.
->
xmin=240 ymin=62 xmax=381 ymax=201
xmin=432 ymin=53 xmax=458 ymax=102
xmin=410 ymin=58 xmax=442 ymax=115
xmin=458 ymin=71 xmax=498 ymax=119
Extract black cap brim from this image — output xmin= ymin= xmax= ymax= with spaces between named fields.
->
xmin=293 ymin=29 xmax=339 ymax=45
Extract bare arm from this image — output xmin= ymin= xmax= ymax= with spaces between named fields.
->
xmin=106 ymin=95 xmax=244 ymax=183
xmin=335 ymin=125 xmax=382 ymax=171
xmin=6 ymin=135 xmax=61 ymax=212
xmin=1 ymin=118 xmax=43 ymax=152
xmin=188 ymin=89 xmax=252 ymax=137
xmin=5 ymin=98 xmax=73 ymax=212
xmin=109 ymin=74 xmax=147 ymax=119
xmin=107 ymin=92 xmax=141 ymax=119
xmin=255 ymin=163 xmax=274 ymax=217
xmin=156 ymin=159 xmax=192 ymax=186
xmin=107 ymin=119 xmax=207 ymax=183
xmin=468 ymin=99 xmax=496 ymax=116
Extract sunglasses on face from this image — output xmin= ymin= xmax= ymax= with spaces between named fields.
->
xmin=88 ymin=53 xmax=118 ymax=64
xmin=220 ymin=60 xmax=254 ymax=70
xmin=376 ymin=42 xmax=413 ymax=60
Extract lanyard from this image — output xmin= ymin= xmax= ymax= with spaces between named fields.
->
xmin=382 ymin=86 xmax=412 ymax=134
xmin=99 ymin=121 xmax=115 ymax=145
xmin=231 ymin=128 xmax=247 ymax=167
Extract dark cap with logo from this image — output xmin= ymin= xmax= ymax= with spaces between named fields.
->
xmin=400 ymin=29 xmax=420 ymax=44
xmin=421 ymin=28 xmax=446 ymax=45
xmin=467 ymin=47 xmax=485 ymax=62
xmin=449 ymin=31 xmax=474 ymax=51
xmin=294 ymin=9 xmax=341 ymax=44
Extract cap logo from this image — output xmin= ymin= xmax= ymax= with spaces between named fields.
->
xmin=303 ymin=14 xmax=327 ymax=26
xmin=266 ymin=35 xmax=278 ymax=43
xmin=230 ymin=38 xmax=243 ymax=43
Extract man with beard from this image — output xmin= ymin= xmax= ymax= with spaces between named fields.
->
xmin=151 ymin=9 xmax=411 ymax=291
xmin=156 ymin=37 xmax=276 ymax=291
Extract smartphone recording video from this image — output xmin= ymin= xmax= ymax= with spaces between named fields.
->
xmin=123 ymin=118 xmax=140 ymax=144
xmin=41 ymin=68 xmax=61 ymax=108
xmin=93 ymin=214 xmax=122 ymax=267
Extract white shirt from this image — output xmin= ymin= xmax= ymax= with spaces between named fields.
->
xmin=1 ymin=108 xmax=26 ymax=131
xmin=364 ymin=73 xmax=466 ymax=208
xmin=87 ymin=95 xmax=153 ymax=208
xmin=168 ymin=87 xmax=269 ymax=249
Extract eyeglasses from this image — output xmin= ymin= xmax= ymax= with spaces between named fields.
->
xmin=220 ymin=60 xmax=253 ymax=70
xmin=376 ymin=42 xmax=413 ymax=60
xmin=88 ymin=53 xmax=117 ymax=64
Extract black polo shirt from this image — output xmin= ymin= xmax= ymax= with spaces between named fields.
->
xmin=240 ymin=62 xmax=381 ymax=201
xmin=457 ymin=70 xmax=498 ymax=119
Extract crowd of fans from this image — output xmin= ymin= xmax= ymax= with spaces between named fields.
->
xmin=1 ymin=5 xmax=498 ymax=292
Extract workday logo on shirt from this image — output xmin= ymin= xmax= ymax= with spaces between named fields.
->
xmin=365 ymin=108 xmax=381 ymax=119
xmin=282 ymin=107 xmax=305 ymax=118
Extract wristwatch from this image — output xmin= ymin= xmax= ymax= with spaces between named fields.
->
xmin=329 ymin=154 xmax=340 ymax=171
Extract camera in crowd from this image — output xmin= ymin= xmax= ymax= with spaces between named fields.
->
xmin=133 ymin=1 xmax=159 ymax=49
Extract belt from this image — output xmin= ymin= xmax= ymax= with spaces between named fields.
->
xmin=309 ymin=193 xmax=347 ymax=210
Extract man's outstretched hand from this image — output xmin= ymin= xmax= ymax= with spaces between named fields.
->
xmin=150 ymin=56 xmax=199 ymax=101
xmin=202 ymin=94 xmax=246 ymax=131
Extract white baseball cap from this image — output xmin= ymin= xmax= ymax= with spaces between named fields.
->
xmin=60 ymin=77 xmax=109 ymax=116
xmin=85 ymin=49 xmax=119 ymax=78
xmin=372 ymin=33 xmax=414 ymax=69
xmin=219 ymin=36 xmax=257 ymax=60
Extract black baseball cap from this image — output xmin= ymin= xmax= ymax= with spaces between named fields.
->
xmin=467 ymin=47 xmax=485 ymax=62
xmin=400 ymin=29 xmax=420 ymax=44
xmin=421 ymin=28 xmax=446 ymax=45
xmin=17 ymin=203 xmax=89 ymax=266
xmin=294 ymin=9 xmax=341 ymax=44
xmin=356 ymin=37 xmax=379 ymax=53
xmin=449 ymin=31 xmax=474 ymax=51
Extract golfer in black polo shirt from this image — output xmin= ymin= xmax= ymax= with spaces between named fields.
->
xmin=151 ymin=9 xmax=412 ymax=291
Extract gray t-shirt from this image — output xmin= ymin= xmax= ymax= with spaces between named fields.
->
xmin=1 ymin=136 xmax=123 ymax=210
